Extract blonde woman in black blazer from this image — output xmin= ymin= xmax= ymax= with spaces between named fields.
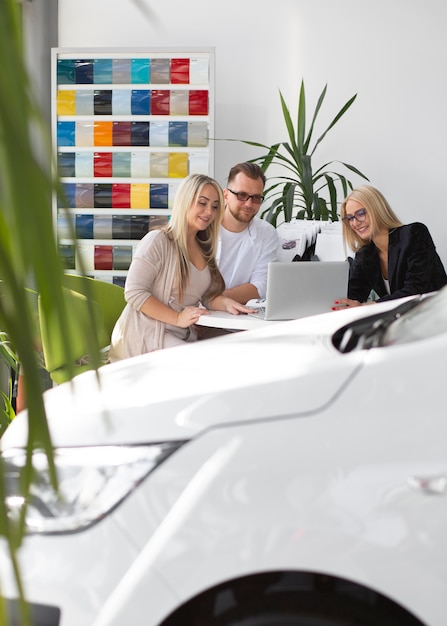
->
xmin=332 ymin=185 xmax=447 ymax=309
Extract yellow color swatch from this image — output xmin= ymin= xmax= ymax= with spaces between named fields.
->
xmin=57 ymin=90 xmax=76 ymax=116
xmin=168 ymin=152 xmax=188 ymax=178
xmin=131 ymin=184 xmax=150 ymax=209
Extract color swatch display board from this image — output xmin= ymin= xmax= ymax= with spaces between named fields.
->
xmin=52 ymin=48 xmax=215 ymax=285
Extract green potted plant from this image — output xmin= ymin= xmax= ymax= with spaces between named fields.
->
xmin=0 ymin=1 xmax=101 ymax=622
xmin=240 ymin=80 xmax=369 ymax=225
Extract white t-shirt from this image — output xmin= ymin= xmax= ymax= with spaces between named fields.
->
xmin=217 ymin=217 xmax=279 ymax=299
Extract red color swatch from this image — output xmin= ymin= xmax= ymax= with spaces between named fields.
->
xmin=94 ymin=152 xmax=113 ymax=177
xmin=112 ymin=183 xmax=131 ymax=209
xmin=151 ymin=90 xmax=170 ymax=115
xmin=170 ymin=58 xmax=190 ymax=84
xmin=189 ymin=90 xmax=208 ymax=115
xmin=94 ymin=245 xmax=113 ymax=270
xmin=112 ymin=121 xmax=132 ymax=146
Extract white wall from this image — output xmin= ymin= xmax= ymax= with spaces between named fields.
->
xmin=58 ymin=0 xmax=447 ymax=263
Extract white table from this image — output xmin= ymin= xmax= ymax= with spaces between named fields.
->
xmin=196 ymin=310 xmax=277 ymax=331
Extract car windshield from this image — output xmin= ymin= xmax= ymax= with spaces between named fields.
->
xmin=332 ymin=286 xmax=447 ymax=353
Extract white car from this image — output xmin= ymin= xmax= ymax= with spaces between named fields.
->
xmin=1 ymin=289 xmax=447 ymax=626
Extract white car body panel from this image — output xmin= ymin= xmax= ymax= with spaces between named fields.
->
xmin=1 ymin=294 xmax=446 ymax=626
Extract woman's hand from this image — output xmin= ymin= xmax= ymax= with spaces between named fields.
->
xmin=210 ymin=295 xmax=258 ymax=315
xmin=176 ymin=306 xmax=209 ymax=328
xmin=331 ymin=298 xmax=368 ymax=311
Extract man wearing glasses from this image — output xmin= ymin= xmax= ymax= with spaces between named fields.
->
xmin=217 ymin=162 xmax=279 ymax=304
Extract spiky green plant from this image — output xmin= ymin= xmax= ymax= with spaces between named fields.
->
xmin=241 ymin=80 xmax=369 ymax=225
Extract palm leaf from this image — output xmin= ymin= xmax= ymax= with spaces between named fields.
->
xmin=303 ymin=82 xmax=327 ymax=154
xmin=280 ymin=90 xmax=299 ymax=156
xmin=0 ymin=0 xmax=101 ymax=620
xmin=310 ymin=94 xmax=357 ymax=157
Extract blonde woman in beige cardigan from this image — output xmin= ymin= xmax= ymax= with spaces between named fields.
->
xmin=109 ymin=174 xmax=255 ymax=361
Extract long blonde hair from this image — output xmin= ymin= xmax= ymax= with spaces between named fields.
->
xmin=164 ymin=174 xmax=225 ymax=300
xmin=341 ymin=185 xmax=403 ymax=252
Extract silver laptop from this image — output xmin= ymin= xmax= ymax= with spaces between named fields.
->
xmin=248 ymin=261 xmax=349 ymax=321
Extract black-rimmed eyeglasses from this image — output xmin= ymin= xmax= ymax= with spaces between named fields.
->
xmin=342 ymin=208 xmax=367 ymax=225
xmin=227 ymin=188 xmax=264 ymax=205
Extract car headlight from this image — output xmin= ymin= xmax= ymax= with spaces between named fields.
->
xmin=2 ymin=443 xmax=184 ymax=535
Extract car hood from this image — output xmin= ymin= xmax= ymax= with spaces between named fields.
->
xmin=2 ymin=302 xmax=403 ymax=448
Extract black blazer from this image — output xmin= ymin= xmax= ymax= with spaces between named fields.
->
xmin=348 ymin=222 xmax=447 ymax=302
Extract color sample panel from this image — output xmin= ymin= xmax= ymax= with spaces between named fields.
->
xmin=170 ymin=58 xmax=189 ymax=84
xmin=95 ymin=245 xmax=113 ymax=270
xmin=57 ymin=90 xmax=76 ymax=116
xmin=149 ymin=215 xmax=169 ymax=230
xmin=130 ymin=152 xmax=150 ymax=178
xmin=58 ymin=152 xmax=76 ymax=177
xmin=131 ymin=122 xmax=150 ymax=146
xmin=113 ymin=152 xmax=132 ymax=177
xmin=113 ymin=121 xmax=132 ymax=146
xmin=113 ymin=276 xmax=126 ymax=288
xmin=94 ymin=90 xmax=113 ymax=115
xmin=188 ymin=122 xmax=208 ymax=147
xmin=60 ymin=183 xmax=76 ymax=208
xmin=150 ymin=184 xmax=168 ymax=208
xmin=112 ymin=89 xmax=132 ymax=115
xmin=76 ymin=91 xmax=94 ymax=115
xmin=94 ymin=122 xmax=113 ymax=146
xmin=168 ymin=153 xmax=188 ymax=178
xmin=189 ymin=152 xmax=209 ymax=175
xmin=94 ymin=152 xmax=113 ymax=177
xmin=189 ymin=91 xmax=208 ymax=115
xmin=131 ymin=90 xmax=150 ymax=115
xmin=94 ymin=184 xmax=112 ymax=208
xmin=57 ymin=121 xmax=75 ymax=146
xmin=76 ymin=244 xmax=95 ymax=271
xmin=169 ymin=122 xmax=188 ymax=147
xmin=76 ymin=152 xmax=94 ymax=177
xmin=150 ymin=153 xmax=169 ymax=178
xmin=75 ymin=59 xmax=94 ymax=84
xmin=57 ymin=214 xmax=74 ymax=240
xmin=59 ymin=244 xmax=76 ymax=269
xmin=170 ymin=90 xmax=189 ymax=115
xmin=94 ymin=215 xmax=113 ymax=239
xmin=151 ymin=91 xmax=170 ymax=115
xmin=76 ymin=214 xmax=94 ymax=239
xmin=113 ymin=246 xmax=133 ymax=270
xmin=112 ymin=215 xmax=131 ymax=239
xmin=168 ymin=183 xmax=181 ymax=209
xmin=76 ymin=121 xmax=94 ymax=146
xmin=190 ymin=58 xmax=209 ymax=84
xmin=131 ymin=58 xmax=150 ymax=84
xmin=75 ymin=245 xmax=94 ymax=271
xmin=113 ymin=59 xmax=131 ymax=83
xmin=130 ymin=215 xmax=150 ymax=239
xmin=150 ymin=59 xmax=170 ymax=83
xmin=57 ymin=59 xmax=76 ymax=84
xmin=131 ymin=184 xmax=150 ymax=209
xmin=75 ymin=183 xmax=94 ymax=208
xmin=93 ymin=59 xmax=113 ymax=84
xmin=150 ymin=122 xmax=169 ymax=147
xmin=112 ymin=184 xmax=131 ymax=208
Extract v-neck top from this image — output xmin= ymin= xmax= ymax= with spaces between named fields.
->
xmin=165 ymin=263 xmax=212 ymax=339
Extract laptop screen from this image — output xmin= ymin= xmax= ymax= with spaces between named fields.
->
xmin=262 ymin=261 xmax=349 ymax=320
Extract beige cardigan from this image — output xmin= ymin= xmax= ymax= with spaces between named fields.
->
xmin=109 ymin=230 xmax=218 ymax=361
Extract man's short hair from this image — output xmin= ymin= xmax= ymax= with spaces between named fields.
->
xmin=227 ymin=162 xmax=266 ymax=186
